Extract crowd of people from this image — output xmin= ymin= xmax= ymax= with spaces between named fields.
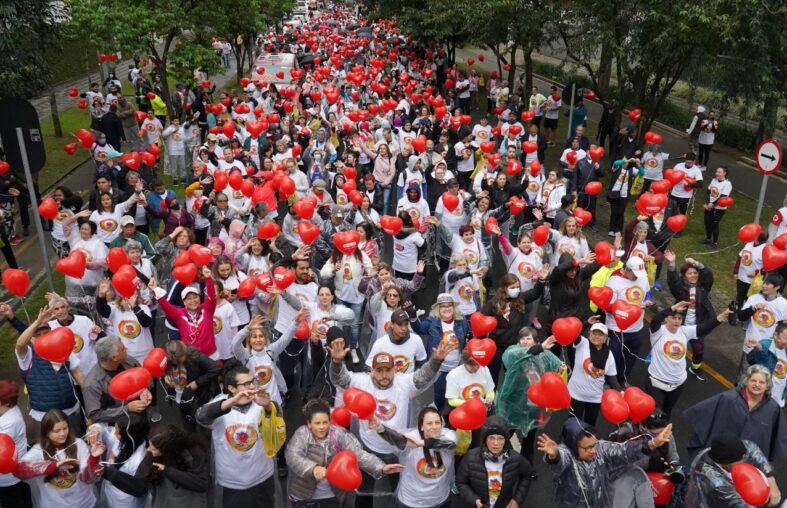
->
xmin=1 ymin=3 xmax=787 ymax=508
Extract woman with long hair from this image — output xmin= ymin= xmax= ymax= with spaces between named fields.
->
xmin=88 ymin=189 xmax=141 ymax=245
xmin=49 ymin=185 xmax=84 ymax=258
xmin=546 ymin=214 xmax=590 ymax=267
xmin=162 ymin=340 xmax=221 ymax=428
xmin=96 ymin=276 xmax=154 ymax=364
xmin=60 ymin=215 xmax=109 ymax=314
xmin=15 ymin=409 xmax=104 ymax=508
xmin=98 ymin=420 xmax=151 ymax=508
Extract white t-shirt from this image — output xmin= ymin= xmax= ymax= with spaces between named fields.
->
xmin=485 ymin=459 xmax=504 ymax=507
xmin=708 ymin=178 xmax=733 ymax=209
xmin=604 ymin=274 xmax=649 ymax=333
xmin=472 ymin=124 xmax=492 ymax=148
xmin=89 ymin=207 xmax=129 ymax=244
xmin=346 ymin=371 xmax=425 ymax=454
xmin=450 ymin=235 xmax=487 ymax=271
xmin=503 ymin=247 xmax=543 ymax=292
xmin=140 ymin=118 xmax=163 ymax=145
xmin=742 ymin=294 xmax=787 ymax=352
xmin=764 ymin=341 xmax=787 ymax=407
xmin=65 ymin=234 xmax=109 ymax=287
xmin=0 ymin=406 xmax=26 ymax=487
xmin=737 ymin=242 xmax=765 ymax=284
xmin=274 ymin=281 xmax=318 ymax=335
xmin=543 ymin=182 xmax=566 ymax=219
xmin=444 ymin=364 xmax=495 ymax=402
xmin=447 ymin=272 xmax=480 ymax=315
xmin=214 ymin=300 xmax=242 ymax=359
xmin=544 ymin=97 xmax=562 ymax=119
xmin=397 ymin=197 xmax=430 ymax=224
xmin=435 ymin=196 xmax=468 ymax=235
xmin=366 ymin=335 xmax=426 ymax=374
xmin=204 ymin=394 xmax=275 ymax=489
xmin=48 ymin=315 xmax=97 ymax=376
xmin=22 ymin=439 xmax=96 ymax=508
xmin=395 ymin=428 xmax=456 ymax=507
xmin=549 ymin=231 xmax=590 ymax=267
xmin=649 ymin=325 xmax=698 ymax=385
xmin=393 ymin=233 xmax=424 ymax=274
xmin=670 ymin=163 xmax=703 ymax=200
xmin=560 ymin=148 xmax=587 ymax=166
xmin=106 ymin=304 xmax=154 ymax=364
xmin=641 ymin=151 xmax=669 ymax=181
xmin=568 ymin=337 xmax=617 ymax=403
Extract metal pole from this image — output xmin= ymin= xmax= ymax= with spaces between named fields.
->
xmin=15 ymin=128 xmax=55 ymax=292
xmin=566 ymin=83 xmax=576 ymax=140
xmin=754 ymin=174 xmax=769 ymax=224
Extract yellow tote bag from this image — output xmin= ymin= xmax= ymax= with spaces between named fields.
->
xmin=258 ymin=402 xmax=287 ymax=457
xmin=748 ymin=273 xmax=763 ymax=297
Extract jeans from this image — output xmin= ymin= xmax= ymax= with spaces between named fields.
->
xmin=608 ymin=327 xmax=649 ymax=386
xmin=338 ymin=299 xmax=364 ymax=349
xmin=382 ymin=185 xmax=392 ymax=215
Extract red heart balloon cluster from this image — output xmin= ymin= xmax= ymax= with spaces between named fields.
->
xmin=623 ymin=386 xmax=655 ymax=423
xmin=601 ymin=389 xmax=629 ymax=424
xmin=106 ymin=247 xmax=131 ymax=273
xmin=342 ymin=387 xmax=376 ymax=420
xmin=527 ymin=372 xmax=570 ymax=410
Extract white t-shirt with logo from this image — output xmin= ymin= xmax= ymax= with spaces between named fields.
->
xmin=737 ymin=242 xmax=765 ymax=284
xmin=447 ymin=272 xmax=480 ymax=315
xmin=395 ymin=428 xmax=456 ymax=507
xmin=366 ymin=335 xmax=426 ymax=374
xmin=106 ymin=304 xmax=153 ymax=364
xmin=485 ymin=459 xmax=504 ymax=507
xmin=503 ymin=247 xmax=543 ymax=292
xmin=274 ymin=281 xmax=318 ymax=335
xmin=649 ymin=325 xmax=698 ymax=385
xmin=472 ymin=124 xmax=492 ymax=148
xmin=604 ymin=274 xmax=649 ymax=333
xmin=708 ymin=178 xmax=733 ymax=209
xmin=742 ymin=294 xmax=787 ymax=352
xmin=392 ymin=233 xmax=425 ymax=274
xmin=214 ymin=300 xmax=242 ymax=360
xmin=21 ymin=440 xmax=95 ymax=508
xmin=641 ymin=151 xmax=669 ymax=181
xmin=770 ymin=206 xmax=787 ymax=241
xmin=568 ymin=337 xmax=617 ymax=403
xmin=762 ymin=341 xmax=787 ymax=407
xmin=669 ymin=163 xmax=703 ymax=200
xmin=444 ymin=364 xmax=495 ymax=402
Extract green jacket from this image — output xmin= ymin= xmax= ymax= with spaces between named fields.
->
xmin=109 ymin=231 xmax=156 ymax=260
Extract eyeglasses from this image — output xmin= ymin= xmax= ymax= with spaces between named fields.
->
xmin=234 ymin=379 xmax=256 ymax=389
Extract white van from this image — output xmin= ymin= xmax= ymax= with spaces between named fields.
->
xmin=252 ymin=53 xmax=298 ymax=89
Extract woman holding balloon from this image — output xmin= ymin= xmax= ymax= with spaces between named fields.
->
xmin=96 ymin=277 xmax=155 ymax=365
xmin=60 ymin=214 xmax=108 ymax=314
xmin=48 ymin=185 xmax=83 ymax=258
xmin=14 ymin=409 xmax=105 ymax=508
xmin=0 ymin=380 xmax=32 ymax=508
xmin=285 ymin=399 xmax=403 ymax=508
xmin=161 ymin=340 xmax=220 ymax=430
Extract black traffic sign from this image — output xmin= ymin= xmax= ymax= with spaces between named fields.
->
xmin=0 ymin=99 xmax=46 ymax=174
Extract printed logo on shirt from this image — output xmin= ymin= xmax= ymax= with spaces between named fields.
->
xmin=741 ymin=250 xmax=753 ymax=267
xmin=99 ymin=218 xmax=118 ymax=233
xmin=343 ymin=264 xmax=353 ymax=281
xmin=624 ymin=286 xmax=645 ymax=304
xmin=213 ymin=316 xmax=224 ymax=334
xmin=395 ymin=243 xmax=405 ymax=252
xmin=118 ymin=320 xmax=141 ymax=339
xmin=518 ymin=261 xmax=535 ymax=278
xmin=582 ymin=357 xmax=605 ymax=379
xmin=558 ymin=243 xmax=576 ymax=257
xmin=95 ymin=150 xmax=108 ymax=161
xmin=310 ymin=318 xmax=330 ymax=340
xmin=233 ymin=190 xmax=245 ymax=200
xmin=47 ymin=467 xmax=77 ymax=489
xmin=630 ymin=248 xmax=647 ymax=260
xmin=461 ymin=383 xmax=486 ymax=400
xmin=527 ymin=180 xmax=540 ymax=193
xmin=145 ymin=123 xmax=157 ymax=132
xmin=336 ymin=193 xmax=348 ymax=206
xmin=254 ymin=364 xmax=272 ymax=385
xmin=645 ymin=158 xmax=659 ymax=169
xmin=462 ymin=248 xmax=479 ymax=266
xmin=416 ymin=455 xmax=446 ymax=479
xmin=542 ymin=188 xmax=551 ymax=200
xmin=224 ymin=423 xmax=258 ymax=452
xmin=393 ymin=355 xmax=410 ymax=373
xmin=488 ymin=471 xmax=502 ymax=500
xmin=458 ymin=282 xmax=474 ymax=301
xmin=171 ymin=366 xmax=188 ymax=389
xmin=441 ymin=331 xmax=459 ymax=347
xmin=710 ymin=185 xmax=720 ymax=198
xmin=662 ymin=340 xmax=686 ymax=361
xmin=375 ymin=399 xmax=397 ymax=421
xmin=772 ymin=212 xmax=783 ymax=226
xmin=753 ymin=308 xmax=776 ymax=328
xmin=774 ymin=359 xmax=787 ymax=380
xmin=73 ymin=334 xmax=84 ymax=353
xmin=477 ymin=131 xmax=489 ymax=140
xmin=405 ymin=206 xmax=421 ymax=220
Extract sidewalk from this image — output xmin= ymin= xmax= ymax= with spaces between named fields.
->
xmin=456 ymin=47 xmax=787 ymax=209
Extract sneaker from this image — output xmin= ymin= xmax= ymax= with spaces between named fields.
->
xmin=351 ymin=349 xmax=360 ymax=364
xmin=709 ymin=242 xmax=718 ymax=249
xmin=532 ymin=317 xmax=542 ymax=330
xmin=689 ymin=366 xmax=706 ymax=382
xmin=653 ymin=280 xmax=662 ymax=292
xmin=8 ymin=235 xmax=21 ymax=246
xmin=699 ymin=238 xmax=712 ymax=245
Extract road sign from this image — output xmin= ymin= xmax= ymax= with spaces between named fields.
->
xmin=561 ymin=82 xmax=585 ymax=105
xmin=0 ymin=99 xmax=46 ymax=174
xmin=755 ymin=138 xmax=782 ymax=175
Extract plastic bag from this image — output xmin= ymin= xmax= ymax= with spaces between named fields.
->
xmin=258 ymin=402 xmax=287 ymax=457
xmin=630 ymin=175 xmax=645 ymax=196
xmin=456 ymin=429 xmax=472 ymax=456
xmin=646 ymin=257 xmax=657 ymax=287
xmin=748 ymin=272 xmax=763 ymax=297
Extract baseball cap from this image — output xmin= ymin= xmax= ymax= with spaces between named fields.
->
xmin=390 ymin=309 xmax=410 ymax=324
xmin=446 ymin=178 xmax=459 ymax=187
xmin=120 ymin=216 xmax=135 ymax=227
xmin=331 ymin=204 xmax=344 ymax=218
xmin=207 ymin=133 xmax=219 ymax=142
xmin=590 ymin=323 xmax=608 ymax=335
xmin=181 ymin=287 xmax=199 ymax=300
xmin=372 ymin=352 xmax=394 ymax=370
xmin=625 ymin=257 xmax=647 ymax=279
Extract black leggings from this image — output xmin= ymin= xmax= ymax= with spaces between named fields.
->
xmin=571 ymin=398 xmax=600 ymax=426
xmin=645 ymin=376 xmax=685 ymax=418
xmin=673 ymin=197 xmax=690 ymax=215
xmin=703 ymin=208 xmax=725 ymax=243
xmin=698 ymin=143 xmax=713 ymax=167
xmin=736 ymin=279 xmax=751 ymax=310
xmin=0 ymin=481 xmax=32 ymax=508
xmin=608 ymin=197 xmax=629 ymax=233
xmin=0 ymin=234 xmax=18 ymax=268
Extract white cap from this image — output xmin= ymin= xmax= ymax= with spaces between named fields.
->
xmin=120 ymin=215 xmax=135 ymax=227
xmin=180 ymin=287 xmax=199 ymax=300
xmin=590 ymin=323 xmax=608 ymax=335
xmin=625 ymin=256 xmax=647 ymax=279
xmin=615 ymin=250 xmax=626 ymax=258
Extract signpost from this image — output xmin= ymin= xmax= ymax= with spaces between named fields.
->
xmin=754 ymin=138 xmax=783 ymax=223
xmin=0 ymin=99 xmax=54 ymax=292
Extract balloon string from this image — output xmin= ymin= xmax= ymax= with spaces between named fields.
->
xmin=19 ymin=296 xmax=31 ymax=323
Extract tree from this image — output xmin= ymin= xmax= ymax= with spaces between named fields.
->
xmin=0 ymin=1 xmax=67 ymax=100
xmin=558 ymin=0 xmax=716 ymax=133
xmin=67 ymin=0 xmax=216 ymax=117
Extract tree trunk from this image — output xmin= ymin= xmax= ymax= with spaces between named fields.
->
xmin=597 ymin=39 xmax=612 ymax=92
xmin=507 ymin=45 xmax=518 ymax=90
xmin=235 ymin=46 xmax=244 ymax=84
xmin=159 ymin=63 xmax=175 ymax=119
xmin=49 ymin=89 xmax=62 ymax=137
xmin=522 ymin=47 xmax=534 ymax=94
xmin=756 ymin=92 xmax=780 ymax=143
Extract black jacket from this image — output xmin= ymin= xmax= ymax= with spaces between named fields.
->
xmin=481 ymin=282 xmax=544 ymax=350
xmin=101 ymin=111 xmax=125 ymax=149
xmin=611 ymin=133 xmax=643 ymax=161
xmin=573 ymin=158 xmax=605 ymax=194
xmin=456 ymin=416 xmax=532 ymax=508
xmin=667 ymin=263 xmax=716 ymax=328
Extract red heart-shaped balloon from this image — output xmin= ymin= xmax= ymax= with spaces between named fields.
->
xmin=256 ymin=221 xmax=280 ymax=240
xmin=441 ymin=192 xmax=459 ymax=212
xmin=594 ymin=241 xmax=615 ymax=266
xmin=240 ymin=179 xmax=255 ymax=198
xmin=293 ymin=200 xmax=316 ymax=220
xmin=448 ymin=398 xmax=487 ymax=430
xmin=142 ymin=348 xmax=167 ymax=378
xmin=172 ymin=263 xmax=198 ymax=286
xmin=333 ymin=230 xmax=361 ymax=255
xmin=55 ymin=250 xmax=86 ymax=278
xmin=469 ymin=312 xmax=497 ymax=337
xmin=572 ymin=207 xmax=592 ymax=226
xmin=273 ymin=266 xmax=296 ymax=290
xmin=624 ymin=386 xmax=655 ymax=423
xmin=188 ymin=244 xmax=213 ymax=267
xmin=520 ymin=142 xmax=537 ymax=155
xmin=255 ymin=273 xmax=273 ymax=292
xmin=650 ymin=179 xmax=671 ymax=194
xmin=717 ymin=196 xmax=734 ymax=207
xmin=731 ymin=463 xmax=770 ymax=507
xmin=666 ymin=214 xmax=687 ymax=233
xmin=466 ymin=338 xmax=496 ymax=366
xmin=551 ymin=317 xmax=583 ymax=346
xmin=611 ymin=300 xmax=643 ymax=330
xmin=527 ymin=372 xmax=571 ymax=410
xmin=326 ymin=450 xmax=363 ymax=491
xmin=647 ymin=471 xmax=674 ymax=505
xmin=38 ymin=197 xmax=59 ymax=220
xmin=2 ymin=268 xmax=29 ymax=297
xmin=294 ymin=320 xmax=310 ymax=340
xmin=342 ymin=387 xmax=376 ymax=420
xmin=509 ymin=125 xmax=522 ymax=136
xmin=34 ymin=327 xmax=75 ymax=363
xmin=532 ymin=224 xmax=550 ymax=246
xmin=236 ymin=278 xmax=257 ymax=299
xmin=774 ymin=233 xmax=787 ymax=250
xmin=763 ymin=244 xmax=787 ymax=272
xmin=588 ymin=146 xmax=605 ymax=161
xmin=279 ymin=176 xmax=296 ymax=198
xmin=0 ymin=434 xmax=17 ymax=474
xmin=173 ymin=250 xmax=191 ymax=268
xmin=109 ymin=367 xmax=152 ymax=402
xmin=112 ymin=265 xmax=138 ymax=298
xmin=508 ymin=196 xmax=526 ymax=216
xmin=584 ymin=181 xmax=602 ymax=196
xmin=106 ymin=247 xmax=131 ymax=273
xmin=566 ymin=151 xmax=578 ymax=165
xmin=601 ymin=389 xmax=630 ymax=424
xmin=588 ymin=286 xmax=614 ymax=311
xmin=297 ymin=221 xmax=320 ymax=245
xmin=380 ymin=215 xmax=403 ymax=236
xmin=663 ymin=169 xmax=685 ymax=187
xmin=738 ymin=223 xmax=763 ymax=244
xmin=480 ymin=141 xmax=496 ymax=154
xmin=331 ymin=407 xmax=352 ymax=428
xmin=63 ymin=143 xmax=78 ymax=155
xmin=636 ymin=193 xmax=668 ymax=216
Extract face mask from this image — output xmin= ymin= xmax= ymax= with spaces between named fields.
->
xmin=507 ymin=288 xmax=520 ymax=299
xmin=455 ymin=268 xmax=467 ymax=275
xmin=98 ymin=140 xmax=107 ymax=146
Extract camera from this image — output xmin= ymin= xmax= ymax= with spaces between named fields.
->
xmin=728 ymin=300 xmax=739 ymax=325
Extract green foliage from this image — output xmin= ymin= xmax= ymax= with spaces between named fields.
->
xmin=0 ymin=1 xmax=67 ymax=99
xmin=168 ymin=39 xmax=223 ymax=86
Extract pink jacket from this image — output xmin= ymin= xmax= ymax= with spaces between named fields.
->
xmin=157 ymin=278 xmax=217 ymax=356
